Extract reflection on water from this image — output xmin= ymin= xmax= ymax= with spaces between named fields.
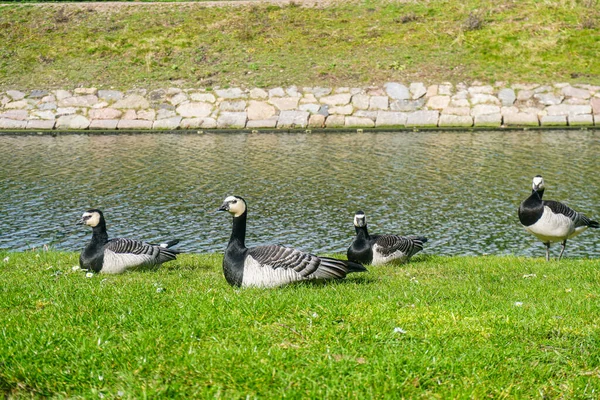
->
xmin=1 ymin=131 xmax=598 ymax=258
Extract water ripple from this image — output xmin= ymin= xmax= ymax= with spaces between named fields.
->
xmin=0 ymin=131 xmax=598 ymax=259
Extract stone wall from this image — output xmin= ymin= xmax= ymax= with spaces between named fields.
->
xmin=1 ymin=82 xmax=599 ymax=131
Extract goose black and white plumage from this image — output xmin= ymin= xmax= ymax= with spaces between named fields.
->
xmin=217 ymin=196 xmax=367 ymax=288
xmin=518 ymin=175 xmax=598 ymax=261
xmin=347 ymin=211 xmax=428 ymax=266
xmin=78 ymin=209 xmax=180 ymax=273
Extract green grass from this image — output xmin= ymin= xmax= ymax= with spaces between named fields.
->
xmin=1 ymin=250 xmax=600 ymax=398
xmin=1 ymin=0 xmax=599 ymax=91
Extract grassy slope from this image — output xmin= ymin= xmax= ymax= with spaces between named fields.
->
xmin=0 ymin=0 xmax=599 ymax=91
xmin=1 ymin=250 xmax=599 ymax=398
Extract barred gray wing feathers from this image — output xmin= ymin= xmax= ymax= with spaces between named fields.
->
xmin=375 ymin=234 xmax=425 ymax=258
xmin=249 ymin=245 xmax=322 ymax=277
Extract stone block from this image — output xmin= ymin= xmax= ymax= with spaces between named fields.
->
xmin=503 ymin=112 xmax=539 ymax=126
xmin=219 ymin=100 xmax=246 ymax=112
xmin=470 ymin=94 xmax=500 ymax=105
xmin=591 ymin=97 xmax=600 ymax=114
xmin=0 ymin=110 xmax=28 ymax=120
xmin=324 ymin=115 xmax=345 ymax=127
xmin=474 ymin=114 xmax=502 ymax=127
xmin=113 ymin=95 xmax=150 ymax=109
xmin=329 ymin=105 xmax=354 ymax=115
xmin=249 ymin=88 xmax=268 ymax=99
xmin=153 ymin=117 xmax=182 ymax=130
xmin=26 ymin=120 xmax=55 ymax=130
xmin=472 ymin=104 xmax=501 ymax=117
xmin=345 ymin=116 xmax=375 ymax=128
xmin=545 ymin=104 xmax=592 ymax=116
xmin=277 ymin=111 xmax=309 ymax=128
xmin=320 ymin=93 xmax=352 ymax=106
xmin=568 ymin=114 xmax=594 ymax=126
xmin=540 ymin=115 xmax=567 ymax=126
xmin=116 ymin=120 xmax=153 ymax=130
xmin=384 ymin=82 xmax=410 ymax=100
xmin=56 ymin=115 xmax=90 ymax=130
xmin=299 ymin=104 xmax=320 ymax=114
xmin=410 ymin=82 xmax=427 ymax=99
xmin=390 ymin=99 xmax=424 ymax=112
xmin=74 ymin=87 xmax=97 ymax=95
xmin=376 ymin=111 xmax=407 ymax=127
xmin=406 ymin=110 xmax=439 ymax=127
xmin=517 ymin=90 xmax=534 ymax=101
xmin=180 ymin=118 xmax=204 ymax=129
xmin=308 ymin=114 xmax=326 ymax=128
xmin=352 ymin=94 xmax=370 ymax=110
xmin=217 ymin=112 xmax=247 ymax=128
xmin=136 ymin=110 xmax=156 ymax=121
xmin=31 ymin=110 xmax=55 ymax=120
xmin=534 ymin=93 xmax=563 ymax=105
xmin=369 ymin=96 xmax=389 ymax=110
xmin=247 ymin=119 xmax=278 ymax=129
xmin=270 ymin=97 xmax=300 ymax=111
xmin=5 ymin=100 xmax=28 ymax=109
xmin=169 ymin=92 xmax=188 ymax=106
xmin=0 ymin=118 xmax=27 ymax=129
xmin=268 ymin=87 xmax=285 ymax=97
xmin=248 ymin=101 xmax=276 ymax=120
xmin=426 ymin=96 xmax=450 ymax=110
xmin=561 ymin=86 xmax=590 ymax=99
xmin=190 ymin=92 xmax=216 ymax=103
xmin=442 ymin=107 xmax=471 ymax=116
xmin=88 ymin=108 xmax=122 ymax=120
xmin=89 ymin=120 xmax=119 ymax=130
xmin=498 ymin=88 xmax=516 ymax=106
xmin=176 ymin=102 xmax=213 ymax=118
xmin=214 ymin=88 xmax=247 ymax=99
xmin=7 ymin=90 xmax=26 ymax=100
xmin=438 ymin=115 xmax=473 ymax=127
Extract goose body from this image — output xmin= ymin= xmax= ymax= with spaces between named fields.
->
xmin=347 ymin=211 xmax=427 ymax=266
xmin=518 ymin=175 xmax=598 ymax=261
xmin=218 ymin=196 xmax=367 ymax=288
xmin=78 ymin=209 xmax=180 ymax=274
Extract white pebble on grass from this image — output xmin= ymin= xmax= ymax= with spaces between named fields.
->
xmin=3 ymin=257 xmax=9 ymax=263
xmin=393 ymin=327 xmax=407 ymax=334
xmin=72 ymin=265 xmax=80 ymax=271
xmin=514 ymin=302 xmax=523 ymax=307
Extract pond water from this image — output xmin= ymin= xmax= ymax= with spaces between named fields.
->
xmin=1 ymin=131 xmax=598 ymax=258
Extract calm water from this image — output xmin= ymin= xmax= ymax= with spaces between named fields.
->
xmin=1 ymin=131 xmax=598 ymax=258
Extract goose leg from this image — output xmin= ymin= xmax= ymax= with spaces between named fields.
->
xmin=558 ymin=240 xmax=567 ymax=261
xmin=544 ymin=242 xmax=551 ymax=262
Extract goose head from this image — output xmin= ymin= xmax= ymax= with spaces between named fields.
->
xmin=77 ymin=209 xmax=103 ymax=228
xmin=353 ymin=211 xmax=367 ymax=228
xmin=532 ymin=175 xmax=545 ymax=193
xmin=218 ymin=196 xmax=247 ymax=218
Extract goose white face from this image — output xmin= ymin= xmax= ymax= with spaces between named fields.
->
xmin=532 ymin=175 xmax=545 ymax=191
xmin=354 ymin=212 xmax=367 ymax=228
xmin=220 ymin=196 xmax=247 ymax=218
xmin=79 ymin=210 xmax=101 ymax=227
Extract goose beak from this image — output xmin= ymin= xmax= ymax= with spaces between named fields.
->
xmin=76 ymin=218 xmax=85 ymax=225
xmin=217 ymin=204 xmax=229 ymax=212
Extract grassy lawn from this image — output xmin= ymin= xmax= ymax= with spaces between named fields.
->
xmin=1 ymin=250 xmax=599 ymax=398
xmin=1 ymin=0 xmax=599 ymax=91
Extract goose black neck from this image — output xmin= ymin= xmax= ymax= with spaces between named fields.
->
xmin=229 ymin=212 xmax=247 ymax=249
xmin=91 ymin=220 xmax=109 ymax=245
xmin=355 ymin=225 xmax=370 ymax=239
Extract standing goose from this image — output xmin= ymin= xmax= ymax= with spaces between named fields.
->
xmin=347 ymin=211 xmax=428 ymax=266
xmin=518 ymin=175 xmax=598 ymax=261
xmin=217 ymin=196 xmax=367 ymax=288
xmin=78 ymin=209 xmax=180 ymax=273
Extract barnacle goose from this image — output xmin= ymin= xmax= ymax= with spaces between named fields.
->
xmin=347 ymin=211 xmax=428 ymax=266
xmin=518 ymin=175 xmax=598 ymax=261
xmin=78 ymin=209 xmax=180 ymax=273
xmin=217 ymin=196 xmax=367 ymax=288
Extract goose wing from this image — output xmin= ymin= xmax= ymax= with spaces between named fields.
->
xmin=248 ymin=244 xmax=350 ymax=280
xmin=374 ymin=234 xmax=424 ymax=257
xmin=103 ymin=238 xmax=174 ymax=272
xmin=543 ymin=200 xmax=595 ymax=228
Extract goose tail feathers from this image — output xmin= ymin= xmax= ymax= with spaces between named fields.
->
xmin=589 ymin=220 xmax=599 ymax=229
xmin=316 ymin=257 xmax=367 ymax=279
